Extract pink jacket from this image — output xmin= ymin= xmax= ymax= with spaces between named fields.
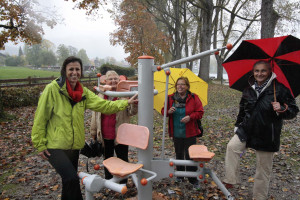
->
xmin=90 ymin=93 xmax=138 ymax=145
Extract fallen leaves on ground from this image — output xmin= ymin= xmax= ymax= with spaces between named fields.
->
xmin=0 ymin=84 xmax=299 ymax=199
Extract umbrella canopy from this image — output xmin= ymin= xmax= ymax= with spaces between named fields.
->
xmin=153 ymin=68 xmax=208 ymax=113
xmin=222 ymin=35 xmax=300 ymax=97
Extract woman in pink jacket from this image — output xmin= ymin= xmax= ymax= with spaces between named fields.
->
xmin=90 ymin=70 xmax=138 ymax=184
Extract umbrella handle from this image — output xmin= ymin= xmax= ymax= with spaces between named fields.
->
xmin=273 ymin=81 xmax=289 ymax=113
xmin=277 ymin=103 xmax=288 ymax=113
xmin=273 ymin=81 xmax=277 ymax=102
xmin=273 ymin=81 xmax=288 ymax=113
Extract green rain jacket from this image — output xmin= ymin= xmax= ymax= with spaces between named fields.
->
xmin=31 ymin=77 xmax=129 ymax=152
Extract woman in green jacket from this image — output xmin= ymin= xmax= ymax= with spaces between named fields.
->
xmin=31 ymin=56 xmax=137 ymax=200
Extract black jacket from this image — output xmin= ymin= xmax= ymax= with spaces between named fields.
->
xmin=235 ymin=74 xmax=299 ymax=152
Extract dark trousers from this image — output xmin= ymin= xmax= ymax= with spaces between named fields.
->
xmin=47 ymin=149 xmax=83 ymax=200
xmin=104 ymin=139 xmax=128 ymax=183
xmin=173 ymin=136 xmax=198 ymax=184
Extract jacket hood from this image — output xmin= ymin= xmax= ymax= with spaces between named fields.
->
xmin=56 ymin=76 xmax=66 ymax=88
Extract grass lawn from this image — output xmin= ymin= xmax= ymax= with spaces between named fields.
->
xmin=0 ymin=66 xmax=60 ymax=79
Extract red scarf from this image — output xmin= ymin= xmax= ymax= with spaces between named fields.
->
xmin=66 ymin=79 xmax=83 ymax=102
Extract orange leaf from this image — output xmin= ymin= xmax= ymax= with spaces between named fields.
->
xmin=52 ymin=185 xmax=59 ymax=191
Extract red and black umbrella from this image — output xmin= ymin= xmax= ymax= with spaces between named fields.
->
xmin=222 ymin=35 xmax=300 ymax=97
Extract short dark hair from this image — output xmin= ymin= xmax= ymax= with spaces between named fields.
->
xmin=253 ymin=60 xmax=272 ymax=72
xmin=61 ymin=56 xmax=84 ymax=78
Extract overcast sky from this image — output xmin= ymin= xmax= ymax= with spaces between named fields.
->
xmin=3 ymin=0 xmax=128 ymax=61
xmin=2 ymin=1 xmax=300 ymax=63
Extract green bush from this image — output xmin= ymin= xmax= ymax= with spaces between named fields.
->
xmin=99 ymin=63 xmax=135 ymax=77
xmin=1 ymin=81 xmax=98 ymax=108
xmin=0 ymin=88 xmax=4 ymax=118
xmin=2 ymin=86 xmax=45 ymax=108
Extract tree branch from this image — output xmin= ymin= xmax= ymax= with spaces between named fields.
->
xmin=214 ymin=5 xmax=261 ymax=21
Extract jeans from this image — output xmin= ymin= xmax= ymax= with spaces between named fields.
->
xmin=173 ymin=136 xmax=198 ymax=184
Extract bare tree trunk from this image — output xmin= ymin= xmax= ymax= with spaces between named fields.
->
xmin=199 ymin=0 xmax=213 ymax=82
xmin=174 ymin=0 xmax=181 ymax=61
xmin=213 ymin=0 xmax=223 ymax=83
xmin=261 ymin=0 xmax=279 ymax=39
xmin=182 ymin=1 xmax=191 ymax=69
xmin=190 ymin=10 xmax=201 ymax=70
xmin=143 ymin=0 xmax=186 ymax=64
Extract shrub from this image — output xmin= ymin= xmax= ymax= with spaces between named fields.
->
xmin=1 ymin=81 xmax=98 ymax=108
xmin=2 ymin=86 xmax=45 ymax=108
xmin=0 ymin=88 xmax=4 ymax=118
xmin=99 ymin=63 xmax=135 ymax=77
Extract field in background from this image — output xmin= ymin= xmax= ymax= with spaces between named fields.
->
xmin=0 ymin=66 xmax=60 ymax=79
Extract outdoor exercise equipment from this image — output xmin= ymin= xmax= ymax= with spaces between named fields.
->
xmin=79 ymin=44 xmax=234 ymax=200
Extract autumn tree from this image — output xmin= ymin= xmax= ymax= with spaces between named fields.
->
xmin=0 ymin=0 xmax=57 ymax=49
xmin=110 ymin=0 xmax=170 ymax=67
xmin=67 ymin=0 xmax=107 ymax=15
xmin=142 ymin=0 xmax=192 ymax=65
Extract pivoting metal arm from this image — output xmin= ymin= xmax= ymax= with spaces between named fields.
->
xmin=160 ymin=44 xmax=232 ymax=69
xmin=94 ymin=86 xmax=158 ymax=97
xmin=94 ymin=87 xmax=137 ymax=97
xmin=161 ymin=68 xmax=170 ymax=159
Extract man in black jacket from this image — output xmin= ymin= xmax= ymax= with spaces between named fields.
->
xmin=223 ymin=61 xmax=299 ymax=200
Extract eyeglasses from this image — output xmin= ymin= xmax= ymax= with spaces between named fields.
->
xmin=177 ymin=83 xmax=186 ymax=86
xmin=107 ymin=78 xmax=119 ymax=81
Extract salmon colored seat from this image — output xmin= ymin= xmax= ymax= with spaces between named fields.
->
xmin=103 ymin=157 xmax=144 ymax=177
xmin=116 ymin=81 xmax=138 ymax=92
xmin=103 ymin=123 xmax=150 ymax=177
xmin=188 ymin=145 xmax=215 ymax=162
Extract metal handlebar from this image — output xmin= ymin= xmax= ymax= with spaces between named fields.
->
xmin=94 ymin=87 xmax=158 ymax=97
xmin=160 ymin=45 xmax=231 ymax=69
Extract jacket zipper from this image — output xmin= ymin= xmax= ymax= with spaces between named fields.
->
xmin=71 ymin=106 xmax=75 ymax=149
xmin=60 ymin=89 xmax=75 ymax=149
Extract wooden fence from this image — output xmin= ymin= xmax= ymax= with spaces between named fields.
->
xmin=0 ymin=76 xmax=98 ymax=88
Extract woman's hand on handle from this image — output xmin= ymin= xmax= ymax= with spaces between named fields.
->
xmin=128 ymin=94 xmax=138 ymax=104
xmin=271 ymin=102 xmax=281 ymax=112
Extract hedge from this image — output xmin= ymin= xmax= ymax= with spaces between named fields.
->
xmin=1 ymin=81 xmax=97 ymax=108
xmin=99 ymin=64 xmax=135 ymax=77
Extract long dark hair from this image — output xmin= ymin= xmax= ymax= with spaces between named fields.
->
xmin=60 ymin=56 xmax=84 ymax=78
